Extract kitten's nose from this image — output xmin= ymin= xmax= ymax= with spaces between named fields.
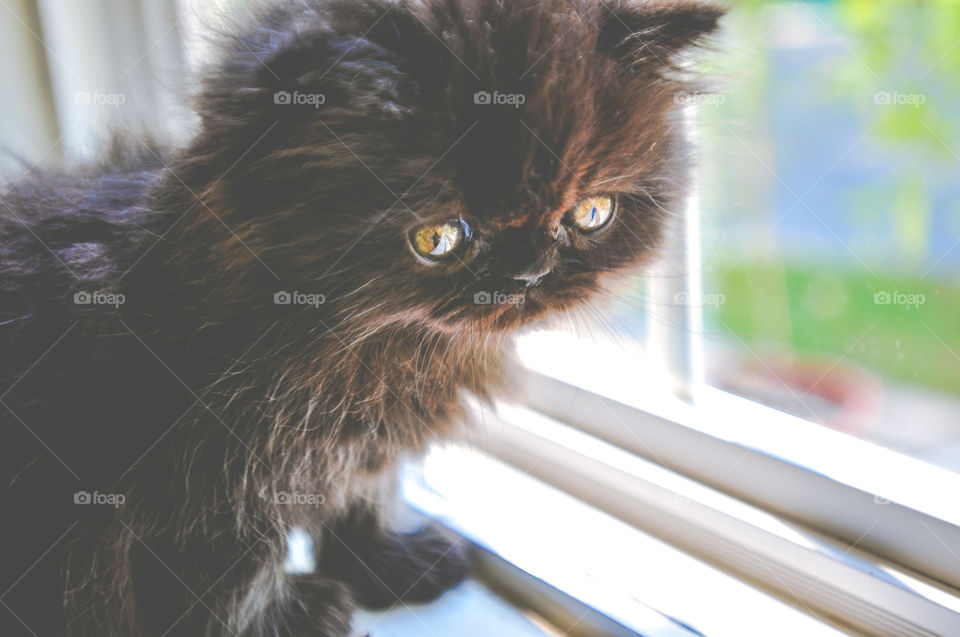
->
xmin=512 ymin=262 xmax=552 ymax=286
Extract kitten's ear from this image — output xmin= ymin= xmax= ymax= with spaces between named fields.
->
xmin=597 ymin=0 xmax=725 ymax=65
xmin=263 ymin=10 xmax=446 ymax=98
xmin=365 ymin=12 xmax=449 ymax=96
xmin=245 ymin=3 xmax=441 ymax=83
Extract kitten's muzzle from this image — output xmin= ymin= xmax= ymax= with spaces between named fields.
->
xmin=512 ymin=261 xmax=552 ymax=287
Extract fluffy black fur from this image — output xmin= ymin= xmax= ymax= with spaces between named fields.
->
xmin=0 ymin=1 xmax=722 ymax=635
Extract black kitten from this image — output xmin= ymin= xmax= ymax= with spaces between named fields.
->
xmin=0 ymin=0 xmax=722 ymax=635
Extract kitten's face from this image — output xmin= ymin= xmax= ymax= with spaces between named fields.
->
xmin=206 ymin=0 xmax=722 ymax=335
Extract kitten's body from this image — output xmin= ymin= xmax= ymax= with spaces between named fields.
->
xmin=0 ymin=149 xmax=489 ymax=635
xmin=0 ymin=1 xmax=721 ymax=635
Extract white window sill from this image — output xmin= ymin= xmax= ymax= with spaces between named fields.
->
xmin=514 ymin=329 xmax=960 ymax=591
xmin=351 ymin=580 xmax=553 ymax=637
xmin=401 ymin=444 xmax=855 ymax=637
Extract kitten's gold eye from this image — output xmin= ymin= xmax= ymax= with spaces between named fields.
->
xmin=569 ymin=195 xmax=615 ymax=232
xmin=410 ymin=220 xmax=468 ymax=260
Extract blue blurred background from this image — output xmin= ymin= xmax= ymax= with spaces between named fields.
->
xmin=694 ymin=0 xmax=960 ymax=466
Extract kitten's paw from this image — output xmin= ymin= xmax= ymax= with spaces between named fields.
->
xmin=255 ymin=575 xmax=354 ymax=637
xmin=324 ymin=522 xmax=470 ymax=610
xmin=389 ymin=525 xmax=470 ymax=606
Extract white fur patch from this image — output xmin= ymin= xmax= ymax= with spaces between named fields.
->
xmin=283 ymin=526 xmax=316 ymax=574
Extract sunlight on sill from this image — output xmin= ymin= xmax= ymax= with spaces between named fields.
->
xmin=351 ymin=580 xmax=552 ymax=637
xmin=407 ymin=444 xmax=845 ymax=637
xmin=514 ymin=327 xmax=960 ymax=527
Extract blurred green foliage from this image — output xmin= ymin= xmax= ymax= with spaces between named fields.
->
xmin=701 ymin=1 xmax=960 ymax=395
xmin=839 ymin=0 xmax=960 ymax=154
xmin=714 ymin=260 xmax=960 ymax=394
xmin=747 ymin=0 xmax=960 ymax=153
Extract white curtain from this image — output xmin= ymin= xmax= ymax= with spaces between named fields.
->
xmin=0 ymin=0 xmax=256 ymax=168
xmin=0 ymin=0 xmax=60 ymax=173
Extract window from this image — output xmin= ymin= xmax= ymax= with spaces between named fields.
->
xmin=697 ymin=2 xmax=960 ymax=473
